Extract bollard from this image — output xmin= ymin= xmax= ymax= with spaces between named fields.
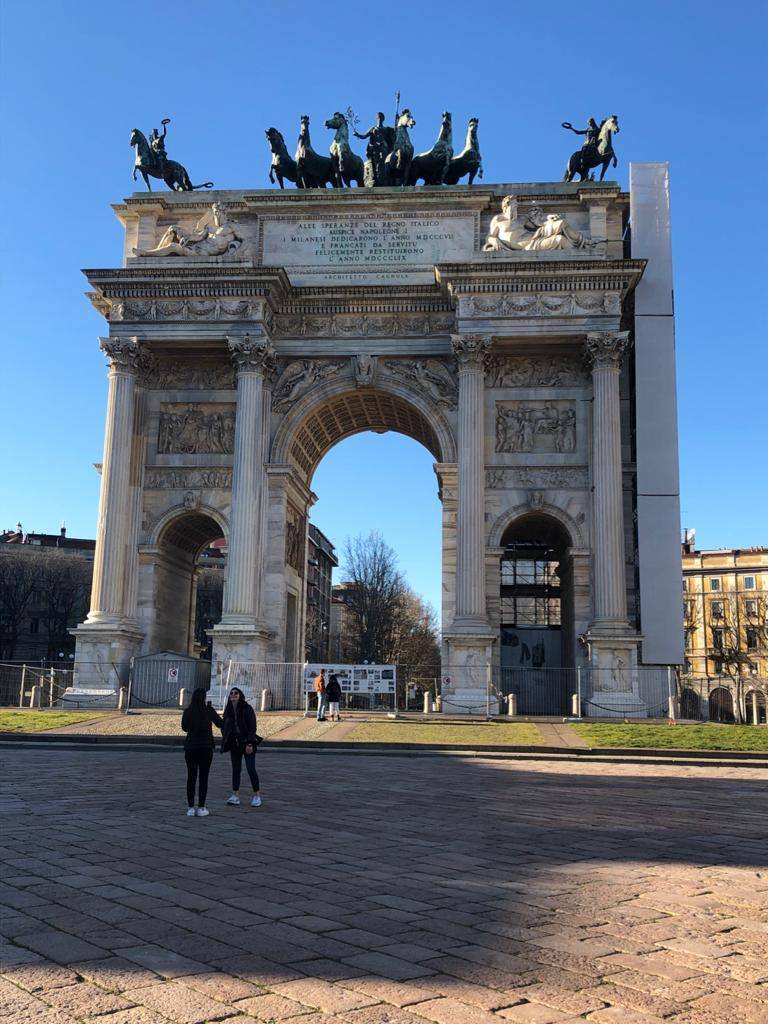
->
xmin=260 ymin=688 xmax=272 ymax=712
xmin=178 ymin=687 xmax=188 ymax=708
xmin=29 ymin=685 xmax=42 ymax=709
xmin=507 ymin=693 xmax=517 ymax=717
xmin=668 ymin=694 xmax=677 ymax=722
xmin=118 ymin=686 xmax=128 ymax=710
xmin=435 ymin=695 xmax=442 ymax=713
xmin=423 ymin=692 xmax=431 ymax=714
xmin=571 ymin=692 xmax=580 ymax=717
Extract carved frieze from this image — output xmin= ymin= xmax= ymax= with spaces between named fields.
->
xmin=459 ymin=292 xmax=621 ymax=318
xmin=110 ymin=298 xmax=265 ymax=322
xmin=495 ymin=401 xmax=577 ymax=454
xmin=485 ymin=355 xmax=588 ymax=389
xmin=158 ymin=405 xmax=236 ymax=454
xmin=149 ymin=361 xmax=236 ymax=390
xmin=271 ymin=311 xmax=454 ymax=338
xmin=382 ymin=358 xmax=458 ymax=408
xmin=144 ymin=469 xmax=233 ymax=490
xmin=272 ymin=359 xmax=346 ymax=412
xmin=486 ymin=467 xmax=588 ymax=489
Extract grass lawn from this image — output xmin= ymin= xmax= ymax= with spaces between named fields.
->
xmin=572 ymin=722 xmax=768 ymax=752
xmin=0 ymin=711 xmax=109 ymax=733
xmin=347 ymin=721 xmax=544 ymax=746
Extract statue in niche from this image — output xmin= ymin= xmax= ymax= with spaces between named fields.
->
xmin=134 ymin=203 xmax=244 ymax=258
xmin=272 ymin=359 xmax=345 ymax=412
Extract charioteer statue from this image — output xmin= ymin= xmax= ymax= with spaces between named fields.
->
xmin=354 ymin=111 xmax=395 ymax=187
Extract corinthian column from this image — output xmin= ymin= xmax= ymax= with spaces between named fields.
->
xmin=87 ymin=337 xmax=142 ymax=624
xmin=220 ymin=333 xmax=276 ymax=626
xmin=585 ymin=330 xmax=631 ymax=629
xmin=451 ymin=334 xmax=491 ymax=629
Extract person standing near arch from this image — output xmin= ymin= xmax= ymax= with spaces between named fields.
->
xmin=314 ymin=668 xmax=328 ymax=721
xmin=181 ymin=688 xmax=223 ymax=817
xmin=222 ymin=687 xmax=262 ymax=807
xmin=326 ymin=671 xmax=342 ymax=722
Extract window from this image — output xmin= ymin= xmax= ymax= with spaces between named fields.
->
xmin=29 ymin=618 xmax=39 ymax=635
xmin=711 ymin=627 xmax=723 ymax=649
xmin=682 ymin=578 xmax=687 ymax=592
xmin=684 ymin=658 xmax=692 ymax=674
xmin=709 ymin=578 xmax=721 ymax=592
xmin=746 ymin=627 xmax=758 ymax=651
xmin=711 ymin=601 xmax=723 ymax=619
xmin=713 ymin=657 xmax=723 ymax=674
xmin=744 ymin=576 xmax=756 ymax=590
xmin=746 ymin=600 xmax=757 ymax=618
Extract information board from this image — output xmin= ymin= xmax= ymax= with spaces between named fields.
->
xmin=304 ymin=664 xmax=396 ymax=695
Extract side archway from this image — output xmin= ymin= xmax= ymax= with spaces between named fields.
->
xmin=141 ymin=506 xmax=228 ymax=657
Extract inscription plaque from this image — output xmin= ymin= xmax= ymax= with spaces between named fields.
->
xmin=261 ymin=212 xmax=476 ymax=285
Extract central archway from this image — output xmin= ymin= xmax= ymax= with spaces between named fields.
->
xmin=265 ymin=381 xmax=457 ymax=664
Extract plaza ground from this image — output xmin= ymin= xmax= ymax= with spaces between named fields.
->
xmin=1 ymin=747 xmax=767 ymax=1024
xmin=4 ymin=710 xmax=768 ymax=753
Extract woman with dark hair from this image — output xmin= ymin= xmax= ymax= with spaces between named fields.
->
xmin=221 ymin=687 xmax=262 ymax=807
xmin=181 ymin=687 xmax=223 ymax=817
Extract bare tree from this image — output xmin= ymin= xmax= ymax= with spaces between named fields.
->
xmin=340 ymin=532 xmax=440 ymax=669
xmin=38 ymin=553 xmax=92 ymax=657
xmin=0 ymin=552 xmax=41 ymax=659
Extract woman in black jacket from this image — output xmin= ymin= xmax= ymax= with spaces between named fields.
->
xmin=181 ymin=687 xmax=223 ymax=817
xmin=221 ymin=687 xmax=262 ymax=807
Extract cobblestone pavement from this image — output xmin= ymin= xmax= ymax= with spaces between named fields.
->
xmin=1 ymin=748 xmax=767 ymax=1024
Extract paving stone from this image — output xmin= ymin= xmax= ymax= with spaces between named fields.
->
xmin=514 ymin=984 xmax=608 ymax=1015
xmin=232 ymin=992 xmax=315 ymax=1019
xmin=13 ymin=927 xmax=109 ymax=964
xmin=339 ymin=1006 xmax=430 ymax=1023
xmin=690 ymin=992 xmax=768 ymax=1023
xmin=586 ymin=1009 xmax=666 ymax=1024
xmin=1 ymin=962 xmax=81 ymax=991
xmin=294 ymin=958 xmax=368 ymax=981
xmin=599 ymin=953 xmax=704 ymax=982
xmin=86 ymin=1010 xmax=171 ymax=1024
xmin=274 ymin=977 xmax=380 ymax=1013
xmin=119 ymin=944 xmax=209 ymax=978
xmin=42 ymin=980 xmax=135 ymax=1016
xmin=0 ymin=941 xmax=44 ymax=966
xmin=126 ymin=980 xmax=236 ymax=1023
xmin=405 ymin=995 xmax=505 ymax=1023
xmin=72 ymin=955 xmax=165 ymax=992
xmin=180 ymin=971 xmax=263 ymax=1002
xmin=342 ymin=952 xmax=435 ymax=980
xmin=0 ymin=976 xmax=51 ymax=1017
xmin=496 ymin=1002 xmax=579 ymax=1022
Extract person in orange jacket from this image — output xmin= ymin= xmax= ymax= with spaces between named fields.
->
xmin=313 ymin=668 xmax=328 ymax=721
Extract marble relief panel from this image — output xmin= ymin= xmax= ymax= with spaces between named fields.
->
xmin=495 ymin=400 xmax=576 ymax=454
xmin=158 ymin=404 xmax=236 ymax=454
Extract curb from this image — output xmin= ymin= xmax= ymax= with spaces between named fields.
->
xmin=1 ymin=732 xmax=767 ymax=767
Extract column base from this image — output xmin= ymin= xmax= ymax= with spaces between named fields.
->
xmin=442 ymin=631 xmax=497 ymax=715
xmin=210 ymin=623 xmax=272 ymax=677
xmin=583 ymin=630 xmax=645 ymax=718
xmin=71 ymin=621 xmax=145 ymax=700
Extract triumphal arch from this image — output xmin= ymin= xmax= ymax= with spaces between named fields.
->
xmin=74 ymin=163 xmax=683 ymax=711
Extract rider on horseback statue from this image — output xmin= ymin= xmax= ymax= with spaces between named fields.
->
xmin=562 ymin=117 xmax=600 ymax=161
xmin=149 ymin=119 xmax=170 ymax=177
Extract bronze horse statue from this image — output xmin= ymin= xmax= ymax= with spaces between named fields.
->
xmin=295 ymin=115 xmax=334 ymax=188
xmin=266 ymin=127 xmax=298 ymax=189
xmin=563 ymin=115 xmax=620 ymax=182
xmin=444 ymin=117 xmax=482 ymax=185
xmin=384 ymin=109 xmax=416 ymax=186
xmin=324 ymin=112 xmax=365 ymax=188
xmin=409 ymin=111 xmax=453 ymax=186
xmin=130 ymin=128 xmax=213 ymax=192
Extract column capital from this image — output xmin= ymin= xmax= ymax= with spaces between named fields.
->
xmin=99 ymin=335 xmax=143 ymax=373
xmin=227 ymin=333 xmax=276 ymax=376
xmin=585 ymin=330 xmax=631 ymax=371
xmin=451 ymin=333 xmax=492 ymax=369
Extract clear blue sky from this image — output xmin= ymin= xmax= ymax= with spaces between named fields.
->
xmin=1 ymin=1 xmax=766 ymax=617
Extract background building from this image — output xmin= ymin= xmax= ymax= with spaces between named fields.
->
xmin=0 ymin=524 xmax=95 ymax=661
xmin=681 ymin=534 xmax=767 ymax=723
xmin=305 ymin=524 xmax=338 ymax=662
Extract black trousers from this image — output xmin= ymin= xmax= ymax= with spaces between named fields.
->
xmin=230 ymin=747 xmax=260 ymax=792
xmin=185 ymin=749 xmax=213 ymax=807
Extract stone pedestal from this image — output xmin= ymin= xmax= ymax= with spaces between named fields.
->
xmin=441 ymin=633 xmax=497 ymax=715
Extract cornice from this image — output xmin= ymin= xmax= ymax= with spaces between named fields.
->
xmin=436 ymin=258 xmax=646 ymax=297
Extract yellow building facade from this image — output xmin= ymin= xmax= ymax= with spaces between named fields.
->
xmin=681 ymin=541 xmax=767 ymax=723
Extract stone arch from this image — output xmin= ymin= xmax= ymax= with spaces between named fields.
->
xmin=141 ymin=506 xmax=228 ymax=657
xmin=680 ymin=687 xmax=701 ymax=720
xmin=270 ymin=376 xmax=457 ymax=481
xmin=709 ymin=686 xmax=735 ymax=723
xmin=745 ymin=688 xmax=767 ymax=725
xmin=488 ymin=500 xmax=586 ymax=552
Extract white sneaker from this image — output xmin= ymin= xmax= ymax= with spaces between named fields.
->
xmin=251 ymin=795 xmax=262 ymax=807
xmin=186 ymin=807 xmax=196 ymax=817
xmin=195 ymin=807 xmax=210 ymax=817
xmin=226 ymin=794 xmax=241 ymax=805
